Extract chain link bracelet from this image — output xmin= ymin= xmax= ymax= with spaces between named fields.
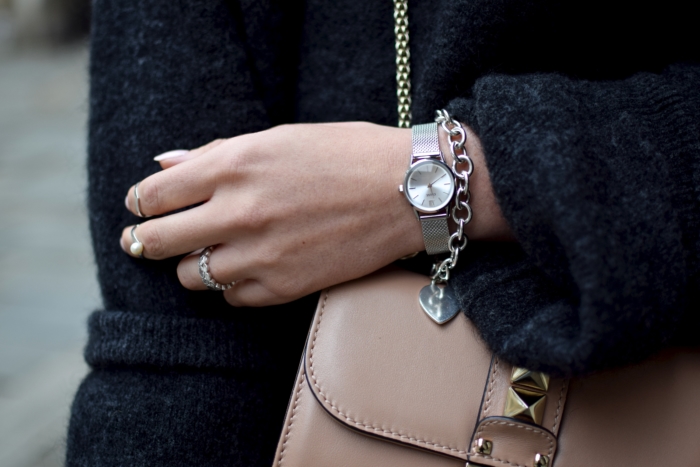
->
xmin=430 ymin=109 xmax=474 ymax=284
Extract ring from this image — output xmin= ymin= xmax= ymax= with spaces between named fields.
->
xmin=134 ymin=181 xmax=150 ymax=218
xmin=130 ymin=224 xmax=144 ymax=258
xmin=199 ymin=246 xmax=236 ymax=291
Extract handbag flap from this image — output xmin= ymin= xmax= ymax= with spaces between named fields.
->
xmin=304 ymin=267 xmax=492 ymax=460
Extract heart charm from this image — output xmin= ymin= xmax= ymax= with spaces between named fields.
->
xmin=419 ymin=283 xmax=461 ymax=325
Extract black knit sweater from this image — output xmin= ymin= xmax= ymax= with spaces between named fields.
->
xmin=67 ymin=1 xmax=700 ymax=466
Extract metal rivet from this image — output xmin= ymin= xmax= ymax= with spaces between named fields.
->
xmin=534 ymin=453 xmax=550 ymax=467
xmin=475 ymin=438 xmax=493 ymax=455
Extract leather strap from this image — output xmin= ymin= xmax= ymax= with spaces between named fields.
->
xmin=467 ymin=356 xmax=569 ymax=467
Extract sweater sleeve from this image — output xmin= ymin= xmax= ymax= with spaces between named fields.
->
xmin=446 ymin=64 xmax=700 ymax=376
xmin=88 ymin=0 xmax=272 ymax=318
xmin=70 ymin=3 xmax=313 ymax=465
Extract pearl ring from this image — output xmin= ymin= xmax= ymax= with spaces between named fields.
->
xmin=130 ymin=224 xmax=144 ymax=258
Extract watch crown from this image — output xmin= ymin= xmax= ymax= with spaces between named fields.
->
xmin=398 ymin=184 xmax=404 ymax=193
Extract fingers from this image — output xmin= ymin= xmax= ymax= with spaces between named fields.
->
xmin=125 ymin=154 xmax=218 ymax=218
xmin=125 ymin=139 xmax=228 ymax=217
xmin=177 ymin=249 xmax=282 ymax=307
xmin=153 ymin=149 xmax=190 ymax=166
xmin=176 ymin=253 xmax=209 ymax=290
xmin=223 ymin=280 xmax=284 ymax=307
xmin=176 ymin=242 xmax=255 ymax=289
xmin=176 ymin=248 xmax=290 ymax=307
xmin=155 ymin=139 xmax=226 ymax=169
xmin=120 ymin=205 xmax=228 ymax=260
xmin=178 ymin=271 xmax=284 ymax=307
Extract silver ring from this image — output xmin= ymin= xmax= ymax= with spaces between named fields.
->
xmin=199 ymin=245 xmax=236 ymax=291
xmin=130 ymin=224 xmax=144 ymax=258
xmin=134 ymin=182 xmax=150 ymax=218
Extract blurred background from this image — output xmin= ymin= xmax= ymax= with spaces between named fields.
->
xmin=0 ymin=1 xmax=97 ymax=466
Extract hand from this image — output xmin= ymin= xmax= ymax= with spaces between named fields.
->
xmin=120 ymin=122 xmax=511 ymax=307
xmin=121 ymin=123 xmax=421 ymax=306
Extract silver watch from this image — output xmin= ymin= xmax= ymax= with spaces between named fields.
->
xmin=399 ymin=122 xmax=455 ymax=255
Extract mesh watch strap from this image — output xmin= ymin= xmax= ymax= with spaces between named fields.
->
xmin=421 ymin=217 xmax=451 ymax=255
xmin=412 ymin=122 xmax=441 ymax=158
xmin=411 ymin=123 xmax=451 ymax=255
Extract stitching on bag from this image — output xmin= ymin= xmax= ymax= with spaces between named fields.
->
xmin=471 ymin=454 xmax=527 ymax=467
xmin=277 ymin=372 xmax=306 ymax=467
xmin=482 ymin=357 xmax=499 ymax=418
xmin=551 ymin=379 xmax=568 ymax=433
xmin=307 ymin=287 xmax=468 ymax=456
xmin=471 ymin=420 xmax=555 ymax=465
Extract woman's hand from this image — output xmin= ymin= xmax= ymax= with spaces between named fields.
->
xmin=120 ymin=122 xmax=509 ymax=307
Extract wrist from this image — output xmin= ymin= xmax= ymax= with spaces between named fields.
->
xmin=398 ymin=122 xmax=456 ymax=256
xmin=386 ymin=127 xmax=427 ymax=256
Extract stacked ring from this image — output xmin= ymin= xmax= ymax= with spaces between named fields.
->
xmin=133 ymin=182 xmax=151 ymax=218
xmin=199 ymin=246 xmax=236 ymax=291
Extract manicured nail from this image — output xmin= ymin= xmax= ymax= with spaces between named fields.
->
xmin=154 ymin=149 xmax=189 ymax=161
xmin=125 ymin=194 xmax=130 ymax=210
xmin=119 ymin=236 xmax=126 ymax=252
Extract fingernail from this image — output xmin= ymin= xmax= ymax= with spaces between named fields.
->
xmin=154 ymin=149 xmax=189 ymax=161
xmin=125 ymin=194 xmax=130 ymax=210
xmin=119 ymin=236 xmax=126 ymax=251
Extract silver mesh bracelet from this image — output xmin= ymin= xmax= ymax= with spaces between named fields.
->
xmin=412 ymin=122 xmax=441 ymax=158
xmin=411 ymin=123 xmax=451 ymax=255
xmin=420 ymin=217 xmax=452 ymax=255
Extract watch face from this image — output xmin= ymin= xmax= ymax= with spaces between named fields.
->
xmin=404 ymin=160 xmax=455 ymax=212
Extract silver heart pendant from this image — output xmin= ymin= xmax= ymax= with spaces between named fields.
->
xmin=419 ymin=283 xmax=461 ymax=325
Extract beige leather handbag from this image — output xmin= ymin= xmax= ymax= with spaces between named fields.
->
xmin=272 ymin=268 xmax=700 ymax=467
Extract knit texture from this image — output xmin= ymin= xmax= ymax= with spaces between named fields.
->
xmin=68 ymin=0 xmax=700 ymax=465
xmin=448 ymin=66 xmax=700 ymax=375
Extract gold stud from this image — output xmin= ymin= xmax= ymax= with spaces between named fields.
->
xmin=511 ymin=367 xmax=550 ymax=392
xmin=534 ymin=453 xmax=550 ymax=467
xmin=475 ymin=438 xmax=493 ymax=455
xmin=504 ymin=387 xmax=547 ymax=425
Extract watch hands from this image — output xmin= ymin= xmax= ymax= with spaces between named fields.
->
xmin=431 ymin=173 xmax=446 ymax=185
xmin=427 ymin=173 xmax=446 ymax=195
xmin=427 ymin=173 xmax=446 ymax=187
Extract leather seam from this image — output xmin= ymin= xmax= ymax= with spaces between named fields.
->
xmin=470 ymin=453 xmax=529 ymax=467
xmin=473 ymin=420 xmax=555 ymax=461
xmin=308 ymin=287 xmax=468 ymax=456
xmin=277 ymin=372 xmax=306 ymax=467
xmin=468 ymin=355 xmax=497 ymax=464
xmin=482 ymin=356 xmax=499 ymax=418
xmin=551 ymin=379 xmax=568 ymax=433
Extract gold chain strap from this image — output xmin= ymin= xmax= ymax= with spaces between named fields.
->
xmin=393 ymin=0 xmax=412 ymax=128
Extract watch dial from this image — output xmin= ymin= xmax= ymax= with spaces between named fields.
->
xmin=405 ymin=161 xmax=454 ymax=212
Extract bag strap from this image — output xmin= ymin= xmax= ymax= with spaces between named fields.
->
xmin=393 ymin=0 xmax=411 ymax=128
xmin=467 ymin=356 xmax=569 ymax=467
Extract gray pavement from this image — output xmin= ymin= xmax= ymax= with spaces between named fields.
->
xmin=0 ymin=42 xmax=98 ymax=467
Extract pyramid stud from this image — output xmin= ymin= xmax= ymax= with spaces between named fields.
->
xmin=511 ymin=367 xmax=550 ymax=392
xmin=504 ymin=387 xmax=547 ymax=425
